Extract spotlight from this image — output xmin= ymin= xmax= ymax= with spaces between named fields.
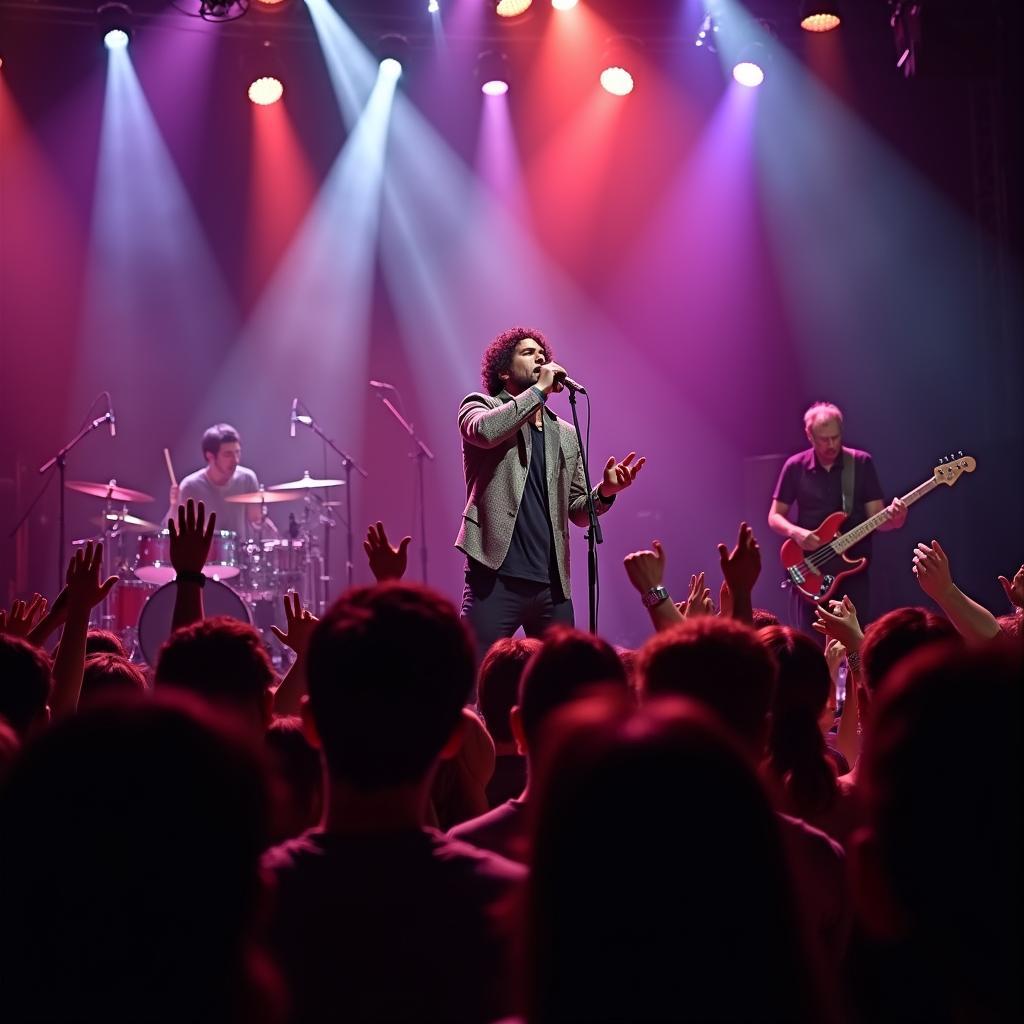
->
xmin=732 ymin=43 xmax=767 ymax=87
xmin=428 ymin=0 xmax=440 ymax=12
xmin=98 ymin=2 xmax=133 ymax=50
xmin=376 ymin=34 xmax=410 ymax=78
xmin=600 ymin=67 xmax=634 ymax=96
xmin=252 ymin=0 xmax=290 ymax=6
xmin=248 ymin=76 xmax=284 ymax=105
xmin=551 ymin=0 xmax=578 ymax=10
xmin=476 ymin=49 xmax=510 ymax=96
xmin=495 ymin=0 xmax=532 ymax=18
xmin=599 ymin=38 xmax=637 ymax=96
xmin=800 ymin=2 xmax=841 ymax=33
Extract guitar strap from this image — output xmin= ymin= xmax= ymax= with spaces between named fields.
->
xmin=841 ymin=449 xmax=855 ymax=515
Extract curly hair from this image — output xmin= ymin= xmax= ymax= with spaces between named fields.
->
xmin=480 ymin=326 xmax=553 ymax=396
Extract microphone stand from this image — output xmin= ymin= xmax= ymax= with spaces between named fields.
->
xmin=566 ymin=389 xmax=602 ymax=633
xmin=36 ymin=411 xmax=115 ymax=592
xmin=293 ymin=405 xmax=368 ymax=598
xmin=373 ymin=391 xmax=434 ymax=583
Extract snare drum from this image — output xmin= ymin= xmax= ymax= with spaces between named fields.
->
xmin=137 ymin=579 xmax=252 ymax=665
xmin=134 ymin=529 xmax=239 ymax=585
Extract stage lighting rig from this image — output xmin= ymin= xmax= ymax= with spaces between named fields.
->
xmin=800 ymin=2 xmax=842 ymax=33
xmin=888 ymin=1 xmax=922 ymax=78
xmin=376 ymin=34 xmax=411 ymax=79
xmin=97 ymin=3 xmax=133 ymax=50
xmin=170 ymin=0 xmax=251 ymax=23
xmin=694 ymin=12 xmax=720 ymax=52
xmin=476 ymin=49 xmax=510 ymax=95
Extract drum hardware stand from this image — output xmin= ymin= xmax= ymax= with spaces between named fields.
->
xmin=372 ymin=388 xmax=434 ymax=583
xmin=291 ymin=401 xmax=368 ymax=598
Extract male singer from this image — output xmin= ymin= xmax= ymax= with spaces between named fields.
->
xmin=456 ymin=327 xmax=645 ymax=658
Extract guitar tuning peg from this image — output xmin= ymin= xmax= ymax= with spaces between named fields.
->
xmin=957 ymin=450 xmax=963 ymax=457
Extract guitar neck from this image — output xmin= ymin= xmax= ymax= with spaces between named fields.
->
xmin=831 ymin=477 xmax=938 ymax=553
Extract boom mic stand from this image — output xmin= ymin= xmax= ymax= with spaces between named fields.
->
xmin=372 ymin=389 xmax=434 ymax=583
xmin=566 ymin=388 xmax=602 ymax=634
xmin=36 ymin=410 xmax=116 ymax=592
xmin=292 ymin=402 xmax=368 ymax=596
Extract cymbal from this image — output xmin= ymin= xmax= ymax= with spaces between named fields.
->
xmin=270 ymin=472 xmax=346 ymax=491
xmin=92 ymin=512 xmax=162 ymax=533
xmin=67 ymin=480 xmax=154 ymax=503
xmin=224 ymin=490 xmax=299 ymax=505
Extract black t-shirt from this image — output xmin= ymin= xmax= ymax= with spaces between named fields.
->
xmin=773 ymin=447 xmax=884 ymax=555
xmin=263 ymin=827 xmax=524 ymax=1023
xmin=499 ymin=422 xmax=555 ymax=584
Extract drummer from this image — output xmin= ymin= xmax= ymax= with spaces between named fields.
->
xmin=167 ymin=424 xmax=278 ymax=539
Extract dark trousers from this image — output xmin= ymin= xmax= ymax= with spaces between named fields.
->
xmin=460 ymin=569 xmax=574 ymax=664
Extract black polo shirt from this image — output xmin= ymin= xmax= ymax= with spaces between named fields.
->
xmin=773 ymin=447 xmax=884 ymax=555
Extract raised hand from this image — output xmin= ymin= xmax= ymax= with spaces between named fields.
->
xmin=363 ymin=521 xmax=412 ymax=582
xmin=0 ymin=594 xmax=48 ymax=639
xmin=169 ymin=499 xmax=216 ymax=575
xmin=718 ymin=581 xmax=733 ymax=619
xmin=681 ymin=572 xmax=713 ymax=618
xmin=64 ymin=542 xmax=118 ymax=613
xmin=599 ymin=452 xmax=646 ymax=498
xmin=270 ymin=591 xmax=320 ymax=657
xmin=997 ymin=563 xmax=1024 ymax=610
xmin=824 ymin=637 xmax=847 ymax=685
xmin=718 ymin=522 xmax=761 ymax=595
xmin=813 ymin=594 xmax=864 ymax=651
xmin=623 ymin=540 xmax=666 ymax=595
xmin=912 ymin=540 xmax=954 ymax=601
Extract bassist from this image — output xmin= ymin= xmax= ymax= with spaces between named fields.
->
xmin=768 ymin=402 xmax=907 ymax=627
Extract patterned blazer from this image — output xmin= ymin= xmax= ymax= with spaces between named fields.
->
xmin=455 ymin=387 xmax=612 ymax=597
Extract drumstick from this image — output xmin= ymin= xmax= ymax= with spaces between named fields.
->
xmin=163 ymin=448 xmax=178 ymax=487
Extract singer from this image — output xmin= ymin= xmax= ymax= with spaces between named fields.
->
xmin=167 ymin=423 xmax=278 ymax=538
xmin=456 ymin=327 xmax=645 ymax=659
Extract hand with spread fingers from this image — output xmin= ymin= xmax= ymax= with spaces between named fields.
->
xmin=64 ymin=542 xmax=119 ymax=613
xmin=813 ymin=594 xmax=864 ymax=651
xmin=0 ymin=594 xmax=48 ymax=640
xmin=270 ymin=592 xmax=320 ymax=657
xmin=998 ymin=563 xmax=1024 ymax=610
xmin=363 ymin=521 xmax=412 ymax=582
xmin=599 ymin=452 xmax=646 ymax=500
xmin=681 ymin=572 xmax=714 ymax=619
xmin=912 ymin=540 xmax=954 ymax=601
xmin=169 ymin=499 xmax=217 ymax=576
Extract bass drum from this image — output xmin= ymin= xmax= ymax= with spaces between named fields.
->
xmin=137 ymin=579 xmax=252 ymax=666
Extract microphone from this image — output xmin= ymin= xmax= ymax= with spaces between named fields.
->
xmin=554 ymin=371 xmax=587 ymax=395
xmin=369 ymin=380 xmax=396 ymax=391
xmin=108 ymin=398 xmax=117 ymax=438
xmin=290 ymin=397 xmax=298 ymax=438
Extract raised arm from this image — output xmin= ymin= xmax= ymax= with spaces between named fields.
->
xmin=270 ymin=592 xmax=320 ymax=717
xmin=458 ymin=390 xmax=545 ymax=450
xmin=168 ymin=500 xmax=217 ymax=632
xmin=717 ymin=522 xmax=761 ymax=625
xmin=50 ymin=543 xmax=118 ymax=717
xmin=623 ymin=541 xmax=683 ymax=633
xmin=912 ymin=540 xmax=1000 ymax=644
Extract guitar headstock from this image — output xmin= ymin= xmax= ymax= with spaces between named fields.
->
xmin=933 ymin=451 xmax=976 ymax=486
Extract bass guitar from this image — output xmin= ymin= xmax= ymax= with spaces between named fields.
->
xmin=781 ymin=452 xmax=976 ymax=604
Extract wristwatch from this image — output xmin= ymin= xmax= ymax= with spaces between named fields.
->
xmin=642 ymin=585 xmax=670 ymax=608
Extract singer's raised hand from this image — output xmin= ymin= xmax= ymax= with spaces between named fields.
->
xmin=599 ymin=452 xmax=646 ymax=498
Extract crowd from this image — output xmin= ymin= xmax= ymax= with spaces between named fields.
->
xmin=0 ymin=500 xmax=1020 ymax=1023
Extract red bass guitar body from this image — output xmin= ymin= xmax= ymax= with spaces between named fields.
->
xmin=779 ymin=511 xmax=867 ymax=605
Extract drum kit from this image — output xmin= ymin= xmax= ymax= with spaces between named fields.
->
xmin=68 ymin=472 xmax=345 ymax=664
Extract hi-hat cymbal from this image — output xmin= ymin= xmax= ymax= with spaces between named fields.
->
xmin=67 ymin=480 xmax=154 ymax=503
xmin=92 ymin=512 xmax=162 ymax=533
xmin=224 ymin=490 xmax=299 ymax=505
xmin=270 ymin=472 xmax=346 ymax=491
